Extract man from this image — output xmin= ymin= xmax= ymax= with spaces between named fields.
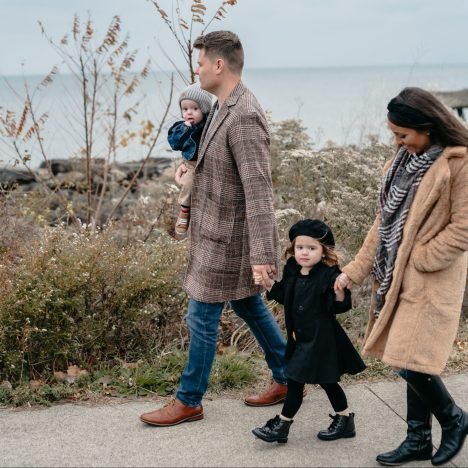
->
xmin=140 ymin=31 xmax=287 ymax=427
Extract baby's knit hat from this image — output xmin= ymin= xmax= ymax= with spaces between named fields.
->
xmin=179 ymin=83 xmax=213 ymax=115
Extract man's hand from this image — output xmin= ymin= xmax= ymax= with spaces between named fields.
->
xmin=252 ymin=264 xmax=276 ymax=290
xmin=175 ymin=163 xmax=188 ymax=186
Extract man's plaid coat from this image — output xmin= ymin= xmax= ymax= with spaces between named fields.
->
xmin=183 ymin=81 xmax=280 ymax=303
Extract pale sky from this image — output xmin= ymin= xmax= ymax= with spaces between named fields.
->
xmin=1 ymin=0 xmax=467 ymax=76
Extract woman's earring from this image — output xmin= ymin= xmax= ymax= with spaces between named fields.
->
xmin=426 ymin=131 xmax=430 ymax=135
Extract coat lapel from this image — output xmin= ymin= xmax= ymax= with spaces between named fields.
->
xmin=196 ymin=81 xmax=246 ymax=167
xmin=197 ymin=105 xmax=229 ymax=167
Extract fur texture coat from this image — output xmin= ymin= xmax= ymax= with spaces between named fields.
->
xmin=343 ymin=146 xmax=468 ymax=375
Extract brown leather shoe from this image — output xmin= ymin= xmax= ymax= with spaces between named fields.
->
xmin=244 ymin=381 xmax=288 ymax=407
xmin=140 ymin=398 xmax=203 ymax=426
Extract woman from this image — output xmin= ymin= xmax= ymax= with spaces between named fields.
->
xmin=335 ymin=87 xmax=468 ymax=466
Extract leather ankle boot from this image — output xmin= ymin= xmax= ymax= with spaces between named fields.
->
xmin=377 ymin=384 xmax=432 ymax=466
xmin=317 ymin=413 xmax=356 ymax=441
xmin=404 ymin=372 xmax=468 ymax=466
xmin=252 ymin=415 xmax=293 ymax=443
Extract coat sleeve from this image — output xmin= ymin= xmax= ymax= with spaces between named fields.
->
xmin=266 ymin=279 xmax=285 ymax=305
xmin=331 ymin=288 xmax=352 ymax=314
xmin=167 ymin=121 xmax=191 ymax=151
xmin=413 ymin=155 xmax=468 ymax=272
xmin=228 ymin=112 xmax=277 ymax=265
xmin=341 ymin=214 xmax=380 ymax=285
xmin=327 ymin=268 xmax=352 ymax=314
xmin=341 ymin=158 xmax=394 ymax=284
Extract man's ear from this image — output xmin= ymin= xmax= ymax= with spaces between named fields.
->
xmin=215 ymin=58 xmax=225 ymax=74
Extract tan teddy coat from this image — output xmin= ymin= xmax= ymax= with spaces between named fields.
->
xmin=343 ymin=146 xmax=468 ymax=375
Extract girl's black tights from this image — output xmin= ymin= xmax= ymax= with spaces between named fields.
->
xmin=281 ymin=378 xmax=348 ymax=419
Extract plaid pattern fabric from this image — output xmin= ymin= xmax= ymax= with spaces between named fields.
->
xmin=372 ymin=145 xmax=443 ymax=318
xmin=183 ymin=82 xmax=280 ymax=303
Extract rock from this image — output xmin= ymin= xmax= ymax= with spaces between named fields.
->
xmin=0 ymin=168 xmax=35 ymax=186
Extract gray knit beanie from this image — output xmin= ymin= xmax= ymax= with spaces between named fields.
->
xmin=178 ymin=83 xmax=213 ymax=115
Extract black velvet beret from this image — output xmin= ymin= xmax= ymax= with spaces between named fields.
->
xmin=288 ymin=219 xmax=335 ymax=247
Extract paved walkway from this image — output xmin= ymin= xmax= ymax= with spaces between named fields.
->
xmin=1 ymin=373 xmax=467 ymax=467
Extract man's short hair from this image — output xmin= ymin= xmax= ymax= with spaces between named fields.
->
xmin=194 ymin=31 xmax=244 ymax=74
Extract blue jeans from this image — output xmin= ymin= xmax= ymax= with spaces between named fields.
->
xmin=176 ymin=294 xmax=287 ymax=407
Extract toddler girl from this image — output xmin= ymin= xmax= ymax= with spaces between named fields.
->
xmin=252 ymin=219 xmax=366 ymax=444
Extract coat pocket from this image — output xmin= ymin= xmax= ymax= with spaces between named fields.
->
xmin=424 ymin=253 xmax=467 ymax=309
xmin=200 ymin=195 xmax=236 ymax=244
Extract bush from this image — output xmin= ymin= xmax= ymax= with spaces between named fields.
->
xmin=273 ymin=143 xmax=393 ymax=255
xmin=0 ymin=223 xmax=187 ymax=384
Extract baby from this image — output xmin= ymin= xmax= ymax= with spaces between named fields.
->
xmin=167 ymin=83 xmax=213 ymax=238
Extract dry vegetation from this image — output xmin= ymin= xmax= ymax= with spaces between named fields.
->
xmin=0 ymin=2 xmax=466 ymax=406
xmin=0 ymin=118 xmax=466 ymax=407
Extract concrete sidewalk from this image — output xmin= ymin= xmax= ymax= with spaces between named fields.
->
xmin=1 ymin=373 xmax=467 ymax=467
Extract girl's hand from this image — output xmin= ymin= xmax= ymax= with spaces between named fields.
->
xmin=334 ymin=273 xmax=354 ymax=291
xmin=253 ymin=270 xmax=274 ymax=291
xmin=333 ymin=284 xmax=345 ymax=302
xmin=252 ymin=264 xmax=276 ymax=290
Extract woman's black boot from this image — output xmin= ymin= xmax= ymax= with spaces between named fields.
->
xmin=252 ymin=415 xmax=293 ymax=443
xmin=404 ymin=372 xmax=468 ymax=466
xmin=317 ymin=413 xmax=356 ymax=441
xmin=376 ymin=383 xmax=432 ymax=466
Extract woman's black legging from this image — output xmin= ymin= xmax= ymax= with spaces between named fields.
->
xmin=281 ymin=378 xmax=348 ymax=419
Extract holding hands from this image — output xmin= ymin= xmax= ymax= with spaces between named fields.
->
xmin=252 ymin=264 xmax=276 ymax=290
xmin=334 ymin=273 xmax=354 ymax=292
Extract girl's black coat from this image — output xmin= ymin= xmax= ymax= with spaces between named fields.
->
xmin=267 ymin=258 xmax=365 ymax=384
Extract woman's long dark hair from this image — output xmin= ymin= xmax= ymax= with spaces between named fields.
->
xmin=388 ymin=87 xmax=468 ymax=147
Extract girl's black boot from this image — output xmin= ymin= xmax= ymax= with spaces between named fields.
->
xmin=404 ymin=372 xmax=468 ymax=466
xmin=376 ymin=384 xmax=432 ymax=466
xmin=317 ymin=412 xmax=356 ymax=441
xmin=252 ymin=415 xmax=293 ymax=443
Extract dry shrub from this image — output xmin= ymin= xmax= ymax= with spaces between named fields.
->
xmin=0 ymin=223 xmax=188 ymax=384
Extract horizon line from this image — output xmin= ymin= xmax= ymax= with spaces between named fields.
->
xmin=2 ymin=61 xmax=468 ymax=78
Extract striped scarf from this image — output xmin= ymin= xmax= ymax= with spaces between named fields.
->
xmin=372 ymin=144 xmax=443 ymax=319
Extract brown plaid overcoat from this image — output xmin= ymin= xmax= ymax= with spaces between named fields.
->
xmin=183 ymin=82 xmax=280 ymax=303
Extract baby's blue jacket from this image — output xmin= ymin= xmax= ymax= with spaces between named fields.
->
xmin=167 ymin=118 xmax=206 ymax=161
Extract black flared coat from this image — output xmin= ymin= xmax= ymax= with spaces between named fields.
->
xmin=267 ymin=258 xmax=366 ymax=384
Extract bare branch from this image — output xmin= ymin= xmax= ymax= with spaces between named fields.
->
xmin=105 ymin=74 xmax=174 ymax=224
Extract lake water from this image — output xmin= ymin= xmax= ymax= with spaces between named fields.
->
xmin=1 ymin=64 xmax=467 ymax=167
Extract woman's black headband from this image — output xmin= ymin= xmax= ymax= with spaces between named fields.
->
xmin=387 ymin=97 xmax=431 ymax=128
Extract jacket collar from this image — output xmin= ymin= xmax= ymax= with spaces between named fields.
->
xmin=442 ymin=146 xmax=467 ymax=160
xmin=223 ymin=81 xmax=245 ymax=107
xmin=196 ymin=81 xmax=246 ymax=166
xmin=284 ymin=257 xmax=328 ymax=277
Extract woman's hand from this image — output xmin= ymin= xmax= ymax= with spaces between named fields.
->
xmin=334 ymin=273 xmax=354 ymax=291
